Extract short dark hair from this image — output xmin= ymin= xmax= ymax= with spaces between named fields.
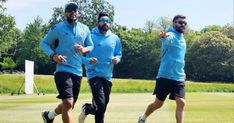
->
xmin=173 ymin=14 xmax=186 ymax=22
xmin=97 ymin=12 xmax=109 ymax=21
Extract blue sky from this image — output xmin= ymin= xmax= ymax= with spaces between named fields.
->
xmin=5 ymin=0 xmax=233 ymax=31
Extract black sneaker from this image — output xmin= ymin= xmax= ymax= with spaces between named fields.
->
xmin=41 ymin=110 xmax=54 ymax=123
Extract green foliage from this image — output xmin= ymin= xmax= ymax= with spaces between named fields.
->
xmin=48 ymin=0 xmax=114 ymax=29
xmin=16 ymin=17 xmax=54 ymax=74
xmin=221 ymin=23 xmax=234 ymax=40
xmin=184 ymin=28 xmax=200 ymax=49
xmin=201 ymin=25 xmax=222 ymax=33
xmin=0 ymin=13 xmax=17 ymax=56
xmin=0 ymin=57 xmax=16 ymax=70
xmin=114 ymin=28 xmax=161 ymax=79
xmin=47 ymin=7 xmax=64 ymax=29
xmin=0 ymin=0 xmax=7 ymax=12
xmin=75 ymin=0 xmax=114 ymax=28
xmin=188 ymin=31 xmax=234 ymax=82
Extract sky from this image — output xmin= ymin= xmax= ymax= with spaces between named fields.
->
xmin=5 ymin=0 xmax=234 ymax=31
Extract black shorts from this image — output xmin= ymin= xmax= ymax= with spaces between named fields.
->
xmin=54 ymin=72 xmax=82 ymax=102
xmin=153 ymin=77 xmax=185 ymax=101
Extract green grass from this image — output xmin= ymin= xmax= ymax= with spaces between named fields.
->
xmin=0 ymin=93 xmax=233 ymax=123
xmin=0 ymin=74 xmax=233 ymax=94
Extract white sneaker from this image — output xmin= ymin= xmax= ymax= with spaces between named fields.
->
xmin=138 ymin=116 xmax=146 ymax=123
xmin=78 ymin=104 xmax=87 ymax=123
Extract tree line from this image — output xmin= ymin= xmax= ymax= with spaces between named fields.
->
xmin=0 ymin=0 xmax=233 ymax=82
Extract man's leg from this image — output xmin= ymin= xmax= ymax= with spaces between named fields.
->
xmin=92 ymin=78 xmax=106 ymax=123
xmin=175 ymin=97 xmax=185 ymax=123
xmin=62 ymin=98 xmax=74 ymax=123
xmin=53 ymin=72 xmax=81 ymax=123
xmin=138 ymin=78 xmax=170 ymax=123
xmin=145 ymin=97 xmax=164 ymax=116
xmin=103 ymin=79 xmax=112 ymax=112
xmin=138 ymin=97 xmax=164 ymax=123
xmin=87 ymin=77 xmax=106 ymax=123
xmin=79 ymin=77 xmax=105 ymax=123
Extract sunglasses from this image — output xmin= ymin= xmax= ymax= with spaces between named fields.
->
xmin=175 ymin=21 xmax=187 ymax=26
xmin=99 ymin=18 xmax=112 ymax=23
xmin=65 ymin=5 xmax=78 ymax=13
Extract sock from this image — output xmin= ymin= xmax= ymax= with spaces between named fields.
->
xmin=141 ymin=114 xmax=147 ymax=121
xmin=48 ymin=109 xmax=58 ymax=119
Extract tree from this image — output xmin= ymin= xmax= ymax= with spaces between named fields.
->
xmin=48 ymin=0 xmax=114 ymax=29
xmin=221 ymin=23 xmax=234 ymax=40
xmin=114 ymin=28 xmax=161 ymax=79
xmin=201 ymin=25 xmax=222 ymax=33
xmin=0 ymin=12 xmax=17 ymax=57
xmin=156 ymin=17 xmax=171 ymax=31
xmin=16 ymin=17 xmax=54 ymax=74
xmin=47 ymin=7 xmax=64 ymax=29
xmin=0 ymin=57 xmax=16 ymax=72
xmin=188 ymin=31 xmax=234 ymax=82
xmin=144 ymin=20 xmax=156 ymax=33
xmin=0 ymin=0 xmax=7 ymax=12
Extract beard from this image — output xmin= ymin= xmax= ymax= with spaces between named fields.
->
xmin=67 ymin=18 xmax=77 ymax=24
xmin=66 ymin=13 xmax=78 ymax=24
xmin=175 ymin=26 xmax=185 ymax=33
xmin=98 ymin=24 xmax=109 ymax=31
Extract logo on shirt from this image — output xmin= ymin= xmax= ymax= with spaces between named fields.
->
xmin=80 ymin=31 xmax=85 ymax=36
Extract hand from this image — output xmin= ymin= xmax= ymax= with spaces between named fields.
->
xmin=159 ymin=30 xmax=169 ymax=38
xmin=74 ymin=44 xmax=84 ymax=53
xmin=52 ymin=55 xmax=67 ymax=64
xmin=74 ymin=44 xmax=90 ymax=54
xmin=112 ymin=57 xmax=118 ymax=64
xmin=89 ymin=57 xmax=97 ymax=64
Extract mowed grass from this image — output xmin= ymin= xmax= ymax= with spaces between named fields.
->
xmin=0 ymin=93 xmax=233 ymax=123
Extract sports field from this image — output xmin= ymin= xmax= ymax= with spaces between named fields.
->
xmin=0 ymin=93 xmax=233 ymax=123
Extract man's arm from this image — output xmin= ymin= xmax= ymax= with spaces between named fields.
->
xmin=112 ymin=38 xmax=122 ymax=64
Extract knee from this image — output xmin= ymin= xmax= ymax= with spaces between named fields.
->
xmin=176 ymin=98 xmax=186 ymax=109
xmin=62 ymin=98 xmax=74 ymax=110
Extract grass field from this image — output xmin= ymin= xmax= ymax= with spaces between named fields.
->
xmin=0 ymin=93 xmax=233 ymax=123
xmin=0 ymin=74 xmax=233 ymax=94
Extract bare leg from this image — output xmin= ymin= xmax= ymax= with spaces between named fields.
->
xmin=54 ymin=103 xmax=63 ymax=115
xmin=54 ymin=100 xmax=76 ymax=114
xmin=145 ymin=97 xmax=164 ymax=117
xmin=62 ymin=98 xmax=74 ymax=123
xmin=175 ymin=97 xmax=185 ymax=123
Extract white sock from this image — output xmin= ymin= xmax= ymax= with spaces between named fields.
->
xmin=141 ymin=114 xmax=147 ymax=120
xmin=48 ymin=109 xmax=58 ymax=119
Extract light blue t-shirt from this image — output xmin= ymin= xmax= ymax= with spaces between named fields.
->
xmin=83 ymin=27 xmax=122 ymax=81
xmin=40 ymin=20 xmax=93 ymax=76
xmin=157 ymin=27 xmax=187 ymax=81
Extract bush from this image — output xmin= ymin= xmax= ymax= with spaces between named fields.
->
xmin=187 ymin=31 xmax=234 ymax=82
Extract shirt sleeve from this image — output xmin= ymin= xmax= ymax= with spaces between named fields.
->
xmin=40 ymin=26 xmax=58 ymax=57
xmin=114 ymin=37 xmax=122 ymax=63
xmin=160 ymin=32 xmax=173 ymax=46
xmin=84 ymin=27 xmax=94 ymax=51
